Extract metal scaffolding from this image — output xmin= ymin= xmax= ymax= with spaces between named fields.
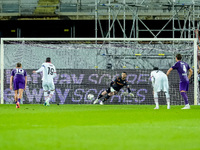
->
xmin=94 ymin=0 xmax=200 ymax=39
xmin=92 ymin=0 xmax=200 ymax=70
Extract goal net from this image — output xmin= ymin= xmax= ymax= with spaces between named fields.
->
xmin=0 ymin=38 xmax=198 ymax=105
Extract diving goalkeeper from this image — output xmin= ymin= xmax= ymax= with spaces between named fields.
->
xmin=93 ymin=72 xmax=134 ymax=105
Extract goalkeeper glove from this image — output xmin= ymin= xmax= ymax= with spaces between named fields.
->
xmin=122 ymin=92 xmax=129 ymax=96
xmin=129 ymin=93 xmax=134 ymax=97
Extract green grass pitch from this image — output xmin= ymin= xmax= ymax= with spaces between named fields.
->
xmin=0 ymin=104 xmax=200 ymax=150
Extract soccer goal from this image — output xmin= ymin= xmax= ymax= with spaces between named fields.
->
xmin=0 ymin=38 xmax=198 ymax=105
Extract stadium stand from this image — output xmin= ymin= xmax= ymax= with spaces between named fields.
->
xmin=60 ymin=0 xmax=76 ymax=12
xmin=1 ymin=0 xmax=19 ymax=13
xmin=20 ymin=0 xmax=38 ymax=15
xmin=0 ymin=0 xmax=199 ymax=16
xmin=34 ymin=0 xmax=59 ymax=15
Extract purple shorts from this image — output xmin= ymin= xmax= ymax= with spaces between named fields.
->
xmin=179 ymin=81 xmax=189 ymax=91
xmin=13 ymin=80 xmax=25 ymax=90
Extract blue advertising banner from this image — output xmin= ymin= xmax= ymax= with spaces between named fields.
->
xmin=4 ymin=69 xmax=194 ymax=105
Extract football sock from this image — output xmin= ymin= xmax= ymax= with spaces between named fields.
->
xmin=181 ymin=92 xmax=189 ymax=105
xmin=18 ymin=98 xmax=21 ymax=103
xmin=102 ymin=95 xmax=110 ymax=102
xmin=46 ymin=91 xmax=55 ymax=103
xmin=98 ymin=94 xmax=103 ymax=99
xmin=44 ymin=91 xmax=48 ymax=102
xmin=154 ymin=92 xmax=159 ymax=107
xmin=165 ymin=92 xmax=170 ymax=107
xmin=167 ymin=101 xmax=170 ymax=107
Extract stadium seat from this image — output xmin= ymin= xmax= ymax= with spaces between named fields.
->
xmin=34 ymin=0 xmax=59 ymax=15
xmin=2 ymin=0 xmax=19 ymax=13
xmin=20 ymin=0 xmax=38 ymax=15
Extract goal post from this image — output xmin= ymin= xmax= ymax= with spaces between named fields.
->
xmin=0 ymin=38 xmax=198 ymax=105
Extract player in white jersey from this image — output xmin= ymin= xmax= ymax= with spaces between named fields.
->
xmin=33 ymin=57 xmax=56 ymax=106
xmin=150 ymin=67 xmax=170 ymax=109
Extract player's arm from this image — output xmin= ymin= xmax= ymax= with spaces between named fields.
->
xmin=122 ymin=82 xmax=134 ymax=97
xmin=127 ymin=85 xmax=134 ymax=97
xmin=110 ymin=77 xmax=118 ymax=86
xmin=151 ymin=78 xmax=155 ymax=88
xmin=166 ymin=68 xmax=173 ymax=76
xmin=53 ymin=72 xmax=57 ymax=78
xmin=33 ymin=65 xmax=44 ymax=73
xmin=110 ymin=81 xmax=114 ymax=86
xmin=150 ymin=72 xmax=155 ymax=85
xmin=126 ymin=85 xmax=131 ymax=93
xmin=188 ymin=68 xmax=193 ymax=80
xmin=150 ymin=76 xmax=155 ymax=95
xmin=10 ymin=76 xmax=13 ymax=90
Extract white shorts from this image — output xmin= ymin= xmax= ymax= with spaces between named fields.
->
xmin=154 ymin=76 xmax=169 ymax=93
xmin=110 ymin=87 xmax=116 ymax=92
xmin=42 ymin=81 xmax=55 ymax=91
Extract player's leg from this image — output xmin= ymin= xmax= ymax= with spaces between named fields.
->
xmin=45 ymin=90 xmax=55 ymax=105
xmin=42 ymin=81 xmax=49 ymax=106
xmin=98 ymin=90 xmax=107 ymax=99
xmin=181 ymin=91 xmax=190 ymax=109
xmin=165 ymin=91 xmax=170 ymax=109
xmin=100 ymin=87 xmax=116 ymax=105
xmin=18 ymin=89 xmax=24 ymax=103
xmin=94 ymin=88 xmax=109 ymax=104
xmin=14 ymin=90 xmax=18 ymax=102
xmin=45 ymin=82 xmax=55 ymax=105
xmin=100 ymin=92 xmax=114 ymax=105
xmin=13 ymin=81 xmax=20 ymax=108
xmin=153 ymin=80 xmax=159 ymax=109
xmin=153 ymin=91 xmax=159 ymax=109
xmin=14 ymin=90 xmax=20 ymax=108
xmin=16 ymin=89 xmax=24 ymax=108
xmin=180 ymin=81 xmax=190 ymax=109
xmin=43 ymin=91 xmax=49 ymax=106
xmin=163 ymin=77 xmax=170 ymax=109
xmin=17 ymin=81 xmax=25 ymax=103
xmin=13 ymin=81 xmax=18 ymax=102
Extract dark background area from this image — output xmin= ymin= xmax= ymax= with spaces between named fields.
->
xmin=0 ymin=20 xmax=187 ymax=38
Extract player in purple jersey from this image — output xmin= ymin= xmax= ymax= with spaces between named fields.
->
xmin=10 ymin=63 xmax=27 ymax=108
xmin=166 ymin=54 xmax=193 ymax=109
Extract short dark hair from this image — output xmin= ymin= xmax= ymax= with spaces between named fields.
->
xmin=46 ymin=57 xmax=51 ymax=62
xmin=176 ymin=54 xmax=182 ymax=60
xmin=153 ymin=67 xmax=159 ymax=70
xmin=122 ymin=71 xmax=127 ymax=75
xmin=16 ymin=63 xmax=21 ymax=67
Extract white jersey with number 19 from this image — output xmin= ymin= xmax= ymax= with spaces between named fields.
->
xmin=36 ymin=62 xmax=56 ymax=82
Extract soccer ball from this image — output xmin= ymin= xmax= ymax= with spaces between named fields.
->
xmin=87 ymin=94 xmax=94 ymax=100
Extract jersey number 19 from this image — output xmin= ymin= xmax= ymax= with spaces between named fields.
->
xmin=48 ymin=67 xmax=54 ymax=75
